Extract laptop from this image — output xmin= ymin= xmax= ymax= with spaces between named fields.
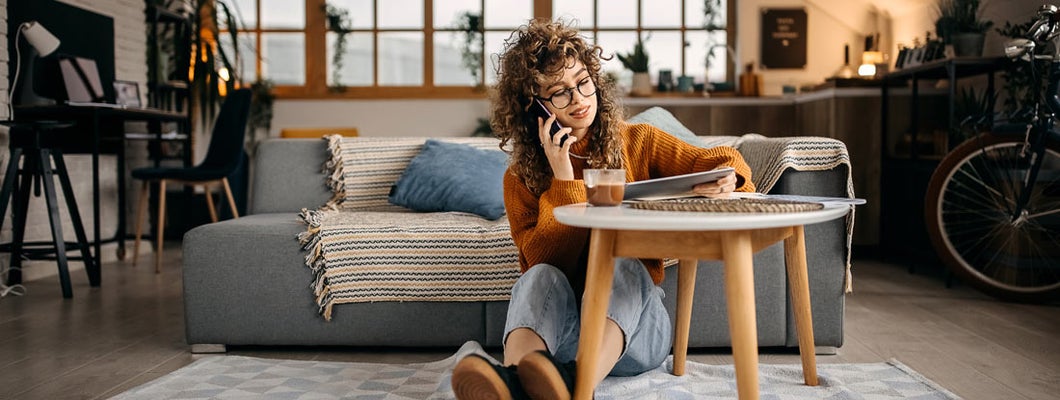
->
xmin=58 ymin=55 xmax=124 ymax=108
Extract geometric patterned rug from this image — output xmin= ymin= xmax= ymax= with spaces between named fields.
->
xmin=111 ymin=341 xmax=961 ymax=399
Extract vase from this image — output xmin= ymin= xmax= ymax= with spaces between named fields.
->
xmin=952 ymin=33 xmax=985 ymax=57
xmin=630 ymin=72 xmax=652 ymax=97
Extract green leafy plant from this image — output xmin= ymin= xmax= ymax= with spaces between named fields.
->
xmin=616 ymin=37 xmax=649 ymax=73
xmin=246 ymin=78 xmax=275 ymax=154
xmin=702 ymin=0 xmax=727 ymax=71
xmin=996 ymin=19 xmax=1038 ymax=118
xmin=190 ymin=0 xmax=243 ymax=130
xmin=935 ymin=0 xmax=993 ymax=42
xmin=953 ymin=86 xmax=996 ymax=142
xmin=454 ymin=12 xmax=484 ymax=88
xmin=323 ymin=2 xmax=353 ymax=92
xmin=470 ymin=117 xmax=492 ymax=138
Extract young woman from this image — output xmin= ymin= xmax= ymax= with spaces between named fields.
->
xmin=451 ymin=19 xmax=755 ymax=400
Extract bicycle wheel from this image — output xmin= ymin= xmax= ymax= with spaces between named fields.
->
xmin=925 ymin=133 xmax=1060 ymax=302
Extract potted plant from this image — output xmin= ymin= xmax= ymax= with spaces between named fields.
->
xmin=935 ymin=0 xmax=993 ymax=57
xmin=616 ymin=37 xmax=650 ymax=96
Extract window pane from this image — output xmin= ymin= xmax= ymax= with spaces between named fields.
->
xmin=228 ymin=0 xmax=256 ymax=28
xmin=648 ymin=31 xmax=682 ymax=79
xmin=688 ymin=0 xmax=727 ymax=29
xmin=484 ymin=31 xmax=508 ymax=85
xmin=596 ymin=31 xmax=638 ymax=75
xmin=706 ymin=31 xmax=728 ymax=83
xmin=379 ymin=0 xmax=423 ymax=28
xmin=597 ymin=0 xmax=635 ymax=28
xmin=328 ymin=0 xmax=374 ymax=29
xmin=684 ymin=30 xmax=708 ymax=82
xmin=641 ymin=0 xmax=680 ymax=28
xmin=260 ymin=0 xmax=304 ymax=29
xmin=379 ymin=32 xmax=423 ymax=85
xmin=434 ymin=31 xmax=476 ymax=85
xmin=218 ymin=32 xmax=257 ymax=83
xmin=327 ymin=32 xmax=373 ymax=86
xmin=485 ymin=0 xmax=531 ymax=29
xmin=262 ymin=33 xmax=304 ymax=85
xmin=553 ymin=0 xmax=593 ymax=28
xmin=435 ymin=0 xmax=480 ymax=29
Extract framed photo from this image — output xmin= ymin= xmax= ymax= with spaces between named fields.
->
xmin=113 ymin=80 xmax=141 ymax=107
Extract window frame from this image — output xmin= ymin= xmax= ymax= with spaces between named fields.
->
xmin=234 ymin=0 xmax=733 ymax=99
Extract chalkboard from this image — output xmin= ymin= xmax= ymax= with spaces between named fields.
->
xmin=761 ymin=8 xmax=807 ymax=69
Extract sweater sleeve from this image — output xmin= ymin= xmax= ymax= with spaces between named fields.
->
xmin=503 ymin=170 xmax=591 ymax=278
xmin=629 ymin=124 xmax=756 ymax=192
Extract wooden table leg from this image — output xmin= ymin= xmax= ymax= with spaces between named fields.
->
xmin=672 ymin=258 xmax=698 ymax=376
xmin=722 ymin=230 xmax=759 ymax=400
xmin=784 ymin=225 xmax=819 ymax=386
xmin=574 ymin=228 xmax=616 ymax=400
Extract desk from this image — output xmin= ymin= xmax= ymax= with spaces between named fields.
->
xmin=12 ymin=105 xmax=189 ymax=271
xmin=553 ymin=203 xmax=850 ymax=400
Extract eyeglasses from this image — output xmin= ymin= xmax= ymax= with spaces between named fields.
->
xmin=536 ymin=78 xmax=597 ymax=109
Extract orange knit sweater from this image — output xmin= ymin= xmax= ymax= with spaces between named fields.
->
xmin=502 ymin=123 xmax=755 ymax=293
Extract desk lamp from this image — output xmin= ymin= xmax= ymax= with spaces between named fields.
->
xmin=6 ymin=21 xmax=61 ymax=120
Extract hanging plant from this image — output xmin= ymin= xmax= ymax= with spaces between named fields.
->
xmin=454 ymin=12 xmax=484 ymax=89
xmin=702 ymin=0 xmax=727 ymax=71
xmin=323 ymin=2 xmax=353 ymax=92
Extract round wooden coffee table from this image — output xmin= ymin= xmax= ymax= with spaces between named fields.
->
xmin=554 ymin=202 xmax=851 ymax=400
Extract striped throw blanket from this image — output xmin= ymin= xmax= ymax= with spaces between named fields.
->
xmin=298 ymin=134 xmax=854 ymax=320
xmin=300 ymin=136 xmax=519 ymax=320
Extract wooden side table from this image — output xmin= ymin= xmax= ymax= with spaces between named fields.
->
xmin=553 ymin=203 xmax=851 ymax=400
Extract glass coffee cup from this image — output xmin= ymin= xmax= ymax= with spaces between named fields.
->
xmin=583 ymin=169 xmax=626 ymax=206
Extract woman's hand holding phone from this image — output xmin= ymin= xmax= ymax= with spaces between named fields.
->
xmin=537 ymin=113 xmax=577 ymax=181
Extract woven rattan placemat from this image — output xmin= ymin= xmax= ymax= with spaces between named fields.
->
xmin=628 ymin=197 xmax=824 ymax=213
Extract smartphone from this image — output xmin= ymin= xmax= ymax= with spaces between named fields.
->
xmin=529 ymin=99 xmax=570 ymax=146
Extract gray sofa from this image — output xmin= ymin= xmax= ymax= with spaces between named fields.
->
xmin=183 ymin=134 xmax=852 ymax=354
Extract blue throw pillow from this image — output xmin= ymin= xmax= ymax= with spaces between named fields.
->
xmin=389 ymin=139 xmax=509 ymax=220
xmin=628 ymin=106 xmax=708 ymax=148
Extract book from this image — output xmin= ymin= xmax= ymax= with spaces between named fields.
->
xmin=622 ymin=167 xmax=735 ymax=200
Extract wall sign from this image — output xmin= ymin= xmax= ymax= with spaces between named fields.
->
xmin=761 ymin=8 xmax=807 ymax=69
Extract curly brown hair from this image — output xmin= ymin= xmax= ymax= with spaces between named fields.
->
xmin=490 ymin=19 xmax=625 ymax=196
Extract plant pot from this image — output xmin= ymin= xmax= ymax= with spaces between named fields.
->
xmin=630 ymin=72 xmax=652 ymax=97
xmin=952 ymin=33 xmax=985 ymax=57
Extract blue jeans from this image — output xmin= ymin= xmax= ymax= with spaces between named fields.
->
xmin=503 ymin=258 xmax=672 ymax=376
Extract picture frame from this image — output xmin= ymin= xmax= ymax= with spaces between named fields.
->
xmin=113 ymin=80 xmax=141 ymax=107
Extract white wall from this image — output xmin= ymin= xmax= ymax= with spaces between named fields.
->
xmin=272 ymin=99 xmax=490 ymax=138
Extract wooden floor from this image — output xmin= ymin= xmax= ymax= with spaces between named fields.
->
xmin=1 ymin=246 xmax=1057 ymax=400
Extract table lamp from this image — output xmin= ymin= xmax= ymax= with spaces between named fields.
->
xmin=6 ymin=21 xmax=61 ymax=120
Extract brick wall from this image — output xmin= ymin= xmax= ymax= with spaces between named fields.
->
xmin=1 ymin=0 xmax=147 ymax=284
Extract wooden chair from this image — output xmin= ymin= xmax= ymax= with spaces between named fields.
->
xmin=131 ymin=89 xmax=252 ymax=272
xmin=280 ymin=127 xmax=358 ymax=139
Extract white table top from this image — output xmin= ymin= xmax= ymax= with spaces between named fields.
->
xmin=553 ymin=202 xmax=851 ymax=231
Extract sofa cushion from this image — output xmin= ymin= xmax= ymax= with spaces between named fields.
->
xmin=628 ymin=106 xmax=708 ymax=147
xmin=324 ymin=137 xmax=501 ymax=211
xmin=388 ymin=139 xmax=509 ymax=220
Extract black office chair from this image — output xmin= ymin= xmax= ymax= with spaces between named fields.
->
xmin=131 ymin=89 xmax=252 ymax=272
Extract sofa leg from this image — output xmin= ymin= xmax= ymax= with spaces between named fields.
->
xmin=814 ymin=346 xmax=838 ymax=355
xmin=190 ymin=344 xmax=227 ymax=354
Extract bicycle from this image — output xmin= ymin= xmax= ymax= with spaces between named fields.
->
xmin=925 ymin=4 xmax=1060 ymax=303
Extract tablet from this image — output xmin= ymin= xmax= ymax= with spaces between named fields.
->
xmin=623 ymin=167 xmax=735 ymax=200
